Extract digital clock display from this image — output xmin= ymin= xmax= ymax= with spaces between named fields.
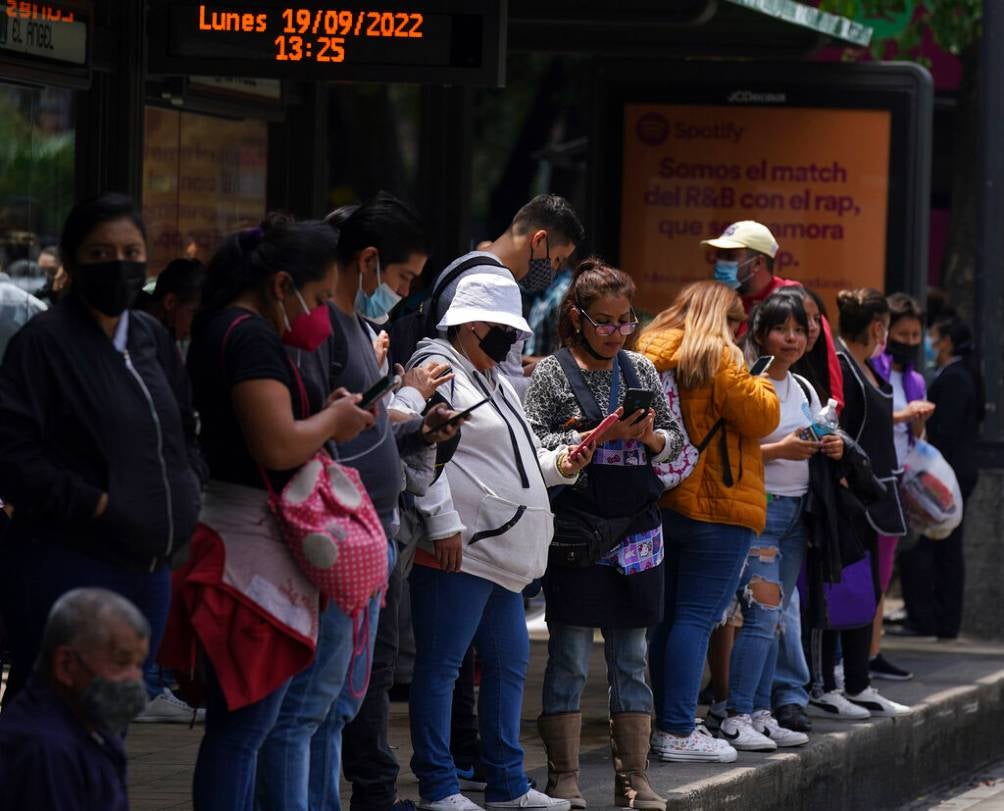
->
xmin=148 ymin=1 xmax=506 ymax=87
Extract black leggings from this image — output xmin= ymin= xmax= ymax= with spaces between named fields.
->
xmin=820 ymin=624 xmax=873 ymax=694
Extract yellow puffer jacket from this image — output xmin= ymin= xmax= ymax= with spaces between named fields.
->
xmin=639 ymin=328 xmax=780 ymax=534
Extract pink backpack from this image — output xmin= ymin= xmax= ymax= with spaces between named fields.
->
xmin=222 ymin=314 xmax=388 ymax=618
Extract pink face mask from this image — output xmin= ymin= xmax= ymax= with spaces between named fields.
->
xmin=282 ymin=289 xmax=332 ymax=352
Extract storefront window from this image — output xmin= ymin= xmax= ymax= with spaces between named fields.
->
xmin=143 ymin=107 xmax=268 ymax=272
xmin=0 ymin=83 xmax=75 ymax=295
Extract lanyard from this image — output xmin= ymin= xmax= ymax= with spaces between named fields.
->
xmin=608 ymin=353 xmax=621 ymax=414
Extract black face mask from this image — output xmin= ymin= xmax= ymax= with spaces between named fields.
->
xmin=478 ymin=325 xmax=518 ymax=363
xmin=74 ymin=260 xmax=147 ymax=316
xmin=886 ymin=338 xmax=920 ymax=368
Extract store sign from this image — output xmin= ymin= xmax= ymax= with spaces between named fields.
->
xmin=619 ymin=102 xmax=891 ymax=318
xmin=148 ymin=0 xmax=506 ymax=87
xmin=0 ymin=2 xmax=87 ymax=65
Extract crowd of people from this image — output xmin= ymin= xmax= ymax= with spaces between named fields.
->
xmin=0 ymin=193 xmax=983 ymax=811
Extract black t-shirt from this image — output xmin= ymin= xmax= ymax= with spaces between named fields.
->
xmin=188 ymin=307 xmax=322 ymax=490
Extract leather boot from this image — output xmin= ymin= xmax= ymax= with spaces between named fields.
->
xmin=610 ymin=713 xmax=667 ymax=810
xmin=537 ymin=712 xmax=587 ymax=809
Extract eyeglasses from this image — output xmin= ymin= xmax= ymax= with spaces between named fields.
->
xmin=577 ymin=305 xmax=639 ymax=336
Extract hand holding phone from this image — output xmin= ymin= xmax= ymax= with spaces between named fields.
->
xmin=569 ymin=410 xmax=621 ymax=459
xmin=620 ymin=388 xmax=654 ymax=424
xmin=430 ymin=397 xmax=490 ymax=430
xmin=359 ymin=372 xmax=401 ymax=410
xmin=749 ymin=355 xmax=775 ymax=376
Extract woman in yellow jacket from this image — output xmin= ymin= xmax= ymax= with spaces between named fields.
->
xmin=638 ymin=280 xmax=780 ymax=764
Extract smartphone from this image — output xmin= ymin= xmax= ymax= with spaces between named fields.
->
xmin=359 ymin=373 xmax=400 ymax=409
xmin=570 ymin=411 xmax=621 ymax=459
xmin=749 ymin=355 xmax=775 ymax=376
xmin=434 ymin=397 xmax=490 ymax=429
xmin=620 ymin=388 xmax=654 ymax=422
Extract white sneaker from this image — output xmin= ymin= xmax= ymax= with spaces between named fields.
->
xmin=418 ymin=794 xmax=486 ymax=811
xmin=844 ymin=686 xmax=911 ymax=718
xmin=485 ymin=789 xmax=571 ymax=809
xmin=719 ymin=714 xmax=778 ymax=752
xmin=134 ymin=688 xmax=206 ymax=724
xmin=751 ymin=710 xmax=809 ymax=747
xmin=651 ymin=724 xmax=738 ymax=763
xmin=807 ymin=690 xmax=871 ymax=720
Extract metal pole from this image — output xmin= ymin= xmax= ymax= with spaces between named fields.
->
xmin=978 ymin=0 xmax=1004 ymax=441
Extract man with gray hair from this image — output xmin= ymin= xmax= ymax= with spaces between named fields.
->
xmin=0 ymin=587 xmax=150 ymax=810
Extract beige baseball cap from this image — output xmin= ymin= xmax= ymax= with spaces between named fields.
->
xmin=700 ymin=221 xmax=779 ymax=258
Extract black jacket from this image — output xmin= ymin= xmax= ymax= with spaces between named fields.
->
xmin=927 ymin=361 xmax=981 ymax=498
xmin=0 ymin=293 xmax=204 ymax=570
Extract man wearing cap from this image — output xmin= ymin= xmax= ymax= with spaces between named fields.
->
xmin=702 ymin=220 xmax=843 ymax=408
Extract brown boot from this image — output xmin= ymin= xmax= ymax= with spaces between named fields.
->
xmin=538 ymin=712 xmax=587 ymax=809
xmin=610 ymin=713 xmax=667 ymax=810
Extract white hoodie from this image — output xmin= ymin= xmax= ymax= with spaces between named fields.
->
xmin=402 ymin=337 xmax=575 ymax=592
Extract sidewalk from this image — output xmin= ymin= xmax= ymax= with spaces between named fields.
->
xmin=126 ymin=634 xmax=1004 ymax=811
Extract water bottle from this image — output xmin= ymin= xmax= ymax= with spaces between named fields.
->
xmin=811 ymin=398 xmax=840 ymax=439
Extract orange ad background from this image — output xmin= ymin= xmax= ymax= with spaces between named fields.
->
xmin=619 ymin=104 xmax=891 ymax=320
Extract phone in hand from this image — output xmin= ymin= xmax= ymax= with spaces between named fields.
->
xmin=749 ymin=355 xmax=775 ymax=376
xmin=620 ymin=388 xmax=654 ymax=423
xmin=570 ymin=411 xmax=621 ymax=459
xmin=433 ymin=397 xmax=490 ymax=429
xmin=359 ymin=372 xmax=400 ymax=409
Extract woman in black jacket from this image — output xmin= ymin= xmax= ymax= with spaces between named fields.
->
xmin=0 ymin=194 xmax=204 ymax=704
xmin=901 ymin=317 xmax=983 ymax=638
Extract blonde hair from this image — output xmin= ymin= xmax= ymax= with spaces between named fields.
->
xmin=643 ymin=281 xmax=745 ymax=388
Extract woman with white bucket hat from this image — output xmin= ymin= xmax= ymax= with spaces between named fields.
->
xmin=404 ymin=273 xmax=591 ymax=811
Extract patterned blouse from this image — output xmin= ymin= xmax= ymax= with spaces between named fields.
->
xmin=524 ymin=349 xmax=685 ymax=492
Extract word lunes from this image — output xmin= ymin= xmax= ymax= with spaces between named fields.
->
xmin=196 ymin=4 xmax=424 ymax=66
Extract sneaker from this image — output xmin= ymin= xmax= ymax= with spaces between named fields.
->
xmin=134 ymin=688 xmax=206 ymax=724
xmin=844 ymin=686 xmax=911 ymax=717
xmin=456 ymin=764 xmax=488 ymax=792
xmin=774 ymin=703 xmax=812 ymax=733
xmin=869 ymin=654 xmax=914 ymax=681
xmin=752 ymin=710 xmax=809 ymax=747
xmin=807 ymin=690 xmax=871 ymax=720
xmin=418 ymin=794 xmax=485 ymax=811
xmin=485 ymin=789 xmax=571 ymax=809
xmin=704 ymin=700 xmax=727 ymax=733
xmin=719 ymin=714 xmax=778 ymax=752
xmin=651 ymin=724 xmax=738 ymax=763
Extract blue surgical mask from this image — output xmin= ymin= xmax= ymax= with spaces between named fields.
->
xmin=354 ymin=258 xmax=402 ymax=324
xmin=713 ymin=259 xmax=741 ymax=288
xmin=713 ymin=257 xmax=757 ymax=291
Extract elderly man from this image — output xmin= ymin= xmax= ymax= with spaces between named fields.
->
xmin=0 ymin=587 xmax=150 ymax=811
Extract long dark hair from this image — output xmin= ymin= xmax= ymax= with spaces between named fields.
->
xmin=785 ymin=286 xmax=832 ymax=402
xmin=197 ymin=218 xmax=339 ymax=326
xmin=935 ymin=316 xmax=985 ymax=423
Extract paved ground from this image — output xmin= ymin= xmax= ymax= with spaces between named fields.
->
xmin=124 ymin=630 xmax=1004 ymax=811
xmin=902 ymin=762 xmax=1004 ymax=810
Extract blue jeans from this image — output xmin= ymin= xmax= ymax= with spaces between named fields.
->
xmin=728 ymin=495 xmax=807 ymax=715
xmin=649 ymin=510 xmax=753 ymax=736
xmin=542 ymin=623 xmax=653 ymax=715
xmin=193 ymin=664 xmax=289 ymax=811
xmin=772 ymin=588 xmax=811 ymax=709
xmin=409 ymin=565 xmax=530 ymax=804
xmin=256 ymin=581 xmax=384 ymax=811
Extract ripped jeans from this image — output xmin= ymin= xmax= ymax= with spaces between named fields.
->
xmin=728 ymin=495 xmax=807 ymax=716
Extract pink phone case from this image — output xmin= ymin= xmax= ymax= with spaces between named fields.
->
xmin=570 ymin=412 xmax=621 ymax=458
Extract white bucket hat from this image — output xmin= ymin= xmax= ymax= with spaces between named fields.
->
xmin=700 ymin=220 xmax=779 ymax=258
xmin=437 ymin=273 xmax=532 ymax=338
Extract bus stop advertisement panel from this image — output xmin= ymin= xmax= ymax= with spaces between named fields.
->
xmin=592 ymin=61 xmax=933 ymax=319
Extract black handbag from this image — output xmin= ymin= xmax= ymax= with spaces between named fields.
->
xmin=549 ymin=504 xmax=637 ymax=568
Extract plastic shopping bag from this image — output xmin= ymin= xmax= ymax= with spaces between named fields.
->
xmin=899 ymin=439 xmax=963 ymax=540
